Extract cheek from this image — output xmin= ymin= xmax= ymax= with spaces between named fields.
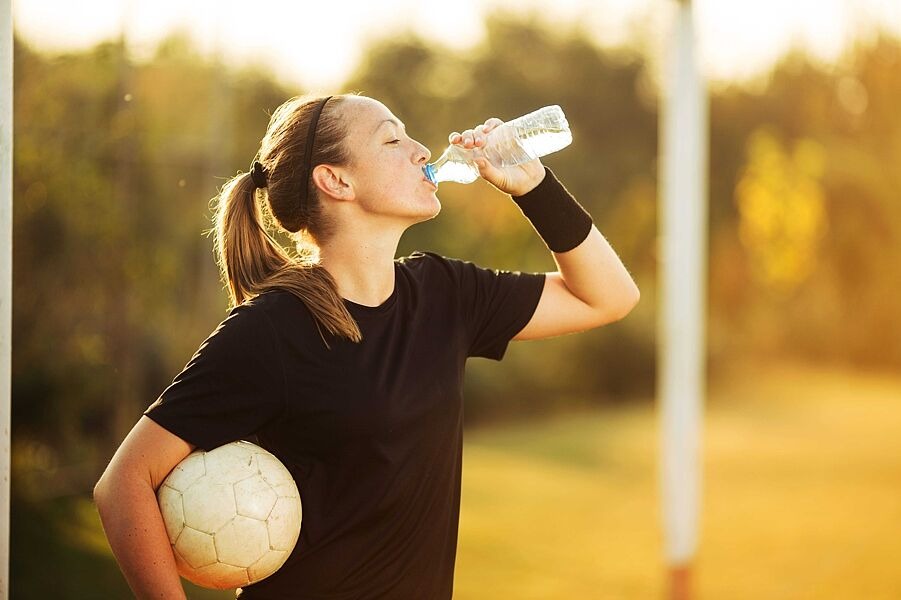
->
xmin=363 ymin=168 xmax=408 ymax=203
xmin=361 ymin=152 xmax=412 ymax=195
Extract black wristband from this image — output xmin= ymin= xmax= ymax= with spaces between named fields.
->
xmin=511 ymin=167 xmax=593 ymax=253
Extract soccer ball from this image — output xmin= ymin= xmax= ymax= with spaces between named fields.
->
xmin=157 ymin=440 xmax=302 ymax=590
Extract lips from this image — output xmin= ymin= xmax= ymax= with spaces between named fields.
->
xmin=422 ymin=177 xmax=438 ymax=190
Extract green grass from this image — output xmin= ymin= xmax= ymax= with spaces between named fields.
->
xmin=12 ymin=361 xmax=901 ymax=598
xmin=456 ymin=360 xmax=901 ymax=599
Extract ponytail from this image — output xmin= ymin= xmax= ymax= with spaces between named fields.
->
xmin=213 ymin=172 xmax=362 ymax=345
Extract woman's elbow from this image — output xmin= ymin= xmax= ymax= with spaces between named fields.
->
xmin=624 ymin=282 xmax=641 ymax=314
xmin=93 ymin=462 xmax=145 ymax=506
xmin=93 ymin=472 xmax=117 ymax=506
xmin=598 ymin=282 xmax=640 ymax=325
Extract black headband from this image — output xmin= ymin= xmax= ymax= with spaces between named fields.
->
xmin=300 ymin=95 xmax=333 ymax=212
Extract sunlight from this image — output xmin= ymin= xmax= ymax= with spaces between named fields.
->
xmin=12 ymin=0 xmax=901 ymax=89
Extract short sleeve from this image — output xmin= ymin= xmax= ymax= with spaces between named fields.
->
xmin=438 ymin=255 xmax=546 ymax=361
xmin=143 ymin=303 xmax=287 ymax=452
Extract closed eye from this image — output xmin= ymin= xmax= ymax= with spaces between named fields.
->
xmin=387 ymin=139 xmax=401 ymax=144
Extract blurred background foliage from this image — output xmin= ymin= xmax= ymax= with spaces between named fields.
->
xmin=8 ymin=9 xmax=901 ymax=596
xmin=12 ymin=11 xmax=901 ymax=494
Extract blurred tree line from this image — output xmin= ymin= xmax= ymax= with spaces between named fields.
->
xmin=10 ymin=12 xmax=901 ymax=498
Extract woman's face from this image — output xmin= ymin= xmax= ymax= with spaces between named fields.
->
xmin=337 ymin=96 xmax=439 ymax=223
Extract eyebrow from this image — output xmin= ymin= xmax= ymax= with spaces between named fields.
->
xmin=374 ymin=118 xmax=406 ymax=134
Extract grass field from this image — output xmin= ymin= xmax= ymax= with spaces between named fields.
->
xmin=12 ymin=360 xmax=901 ymax=599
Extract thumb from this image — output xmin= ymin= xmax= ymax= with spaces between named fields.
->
xmin=474 ymin=157 xmax=510 ymax=192
xmin=475 ymin=157 xmax=498 ymax=177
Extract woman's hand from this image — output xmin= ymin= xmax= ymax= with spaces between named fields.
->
xmin=449 ymin=118 xmax=546 ymax=197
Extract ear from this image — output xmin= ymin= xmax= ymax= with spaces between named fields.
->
xmin=311 ymin=164 xmax=355 ymax=202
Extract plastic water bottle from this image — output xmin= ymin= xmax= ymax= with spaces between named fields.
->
xmin=423 ymin=105 xmax=572 ymax=185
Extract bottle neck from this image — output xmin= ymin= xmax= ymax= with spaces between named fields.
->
xmin=423 ymin=151 xmax=445 ymax=184
xmin=424 ymin=144 xmax=466 ymax=184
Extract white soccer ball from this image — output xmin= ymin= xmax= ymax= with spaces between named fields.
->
xmin=157 ymin=440 xmax=302 ymax=590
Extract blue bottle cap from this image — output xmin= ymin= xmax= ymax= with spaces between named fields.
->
xmin=422 ymin=164 xmax=437 ymax=185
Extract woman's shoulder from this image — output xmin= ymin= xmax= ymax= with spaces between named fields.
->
xmin=229 ymin=289 xmax=315 ymax=331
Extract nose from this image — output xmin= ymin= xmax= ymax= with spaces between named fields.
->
xmin=414 ymin=140 xmax=431 ymax=164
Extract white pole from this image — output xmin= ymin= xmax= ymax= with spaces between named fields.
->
xmin=658 ymin=0 xmax=708 ymax=598
xmin=0 ymin=0 xmax=12 ymax=597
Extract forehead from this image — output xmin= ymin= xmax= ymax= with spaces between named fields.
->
xmin=345 ymin=97 xmax=401 ymax=132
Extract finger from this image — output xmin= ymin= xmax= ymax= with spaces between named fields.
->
xmin=482 ymin=118 xmax=504 ymax=133
xmin=451 ymin=129 xmax=475 ymax=148
xmin=474 ymin=156 xmax=505 ymax=186
xmin=471 ymin=126 xmax=490 ymax=147
xmin=473 ymin=119 xmax=503 ymax=147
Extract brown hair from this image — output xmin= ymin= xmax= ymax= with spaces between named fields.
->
xmin=212 ymin=94 xmax=362 ymax=345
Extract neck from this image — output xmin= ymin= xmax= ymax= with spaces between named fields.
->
xmin=317 ymin=226 xmax=403 ymax=307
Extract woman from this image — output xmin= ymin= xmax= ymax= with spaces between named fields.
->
xmin=93 ymin=93 xmax=639 ymax=599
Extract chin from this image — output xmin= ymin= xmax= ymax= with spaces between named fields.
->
xmin=427 ymin=198 xmax=441 ymax=219
xmin=420 ymin=208 xmax=442 ymax=224
xmin=412 ymin=199 xmax=441 ymax=223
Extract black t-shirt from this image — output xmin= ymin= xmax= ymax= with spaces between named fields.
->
xmin=144 ymin=251 xmax=546 ymax=599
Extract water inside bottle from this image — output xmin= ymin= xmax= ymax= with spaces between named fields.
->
xmin=487 ymin=123 xmax=572 ymax=168
xmin=516 ymin=124 xmax=572 ymax=159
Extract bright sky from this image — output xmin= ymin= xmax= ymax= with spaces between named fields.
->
xmin=12 ymin=0 xmax=901 ymax=90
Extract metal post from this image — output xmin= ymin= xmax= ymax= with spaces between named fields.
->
xmin=0 ymin=0 xmax=13 ymax=596
xmin=658 ymin=1 xmax=708 ymax=599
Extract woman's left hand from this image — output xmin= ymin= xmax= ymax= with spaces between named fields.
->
xmin=449 ymin=118 xmax=546 ymax=197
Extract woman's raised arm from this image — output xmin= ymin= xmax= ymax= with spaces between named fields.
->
xmin=514 ymin=224 xmax=640 ymax=341
xmin=450 ymin=120 xmax=640 ymax=343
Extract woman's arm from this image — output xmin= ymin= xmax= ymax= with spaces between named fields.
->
xmin=514 ymin=225 xmax=639 ymax=340
xmin=93 ymin=416 xmax=195 ymax=600
xmin=513 ymin=226 xmax=640 ymax=340
xmin=450 ymin=120 xmax=640 ymax=341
